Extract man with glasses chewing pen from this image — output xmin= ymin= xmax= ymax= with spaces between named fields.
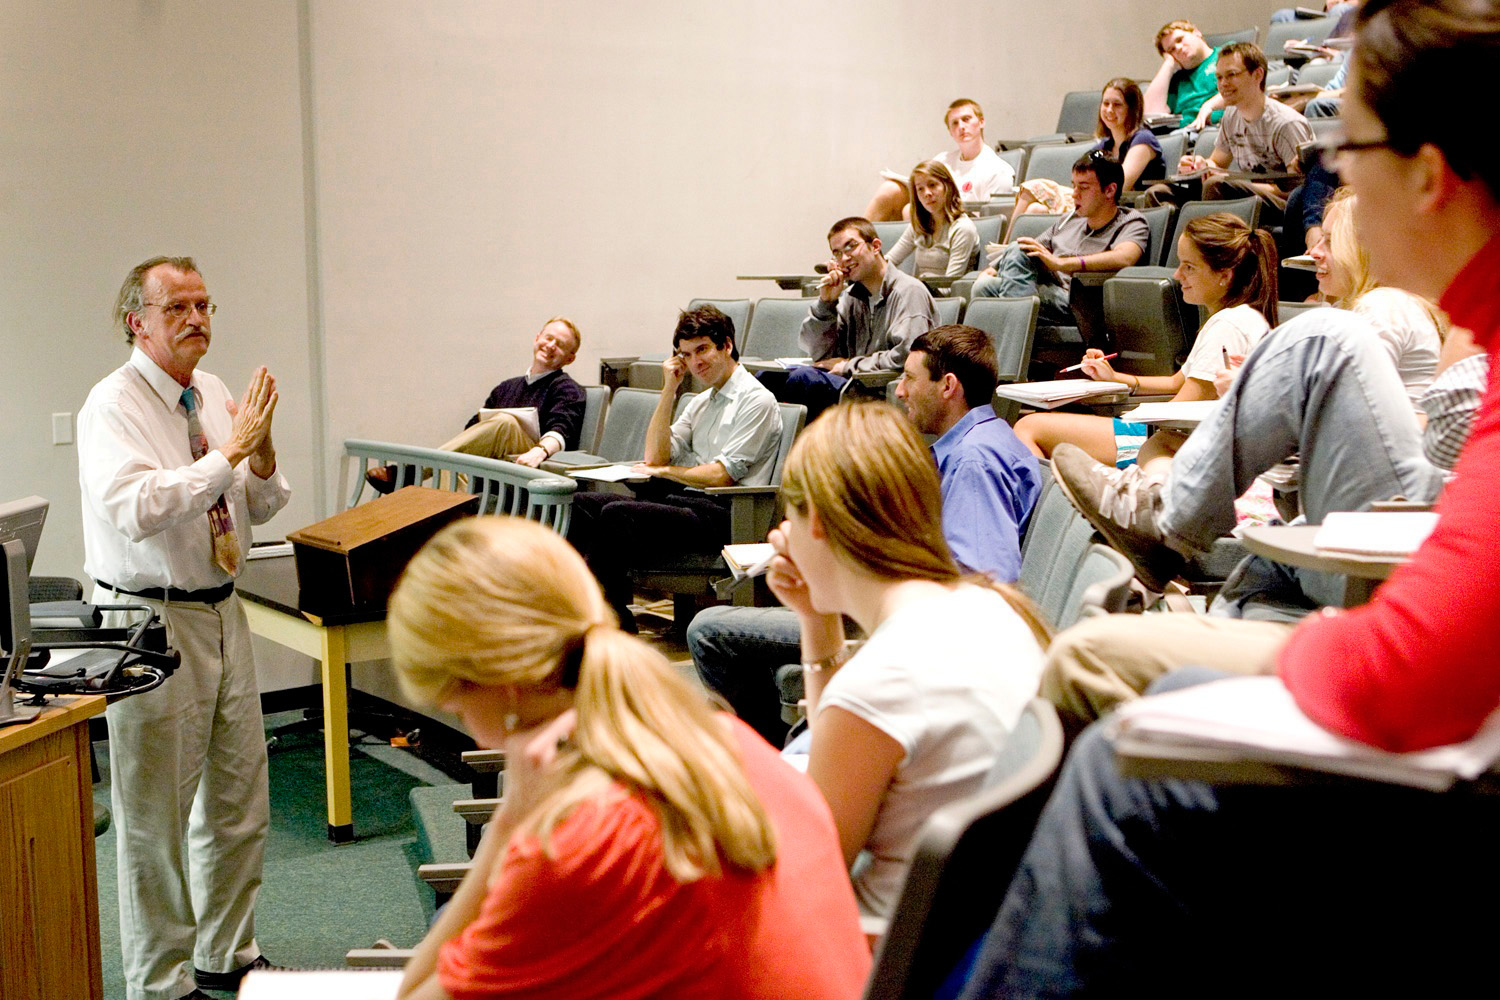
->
xmin=769 ymin=215 xmax=936 ymax=422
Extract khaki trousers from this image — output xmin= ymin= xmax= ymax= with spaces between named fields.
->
xmin=98 ymin=587 xmax=268 ymax=1000
xmin=438 ymin=412 xmax=538 ymax=461
xmin=1039 ymin=613 xmax=1293 ymax=729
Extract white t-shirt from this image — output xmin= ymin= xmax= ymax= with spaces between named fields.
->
xmin=933 ymin=145 xmax=1015 ymax=201
xmin=815 ymin=584 xmax=1043 ymax=919
xmin=1182 ymin=303 xmax=1271 ymax=384
xmin=1352 ymin=286 xmax=1442 ymax=408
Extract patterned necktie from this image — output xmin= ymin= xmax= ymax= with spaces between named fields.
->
xmin=181 ymin=387 xmax=242 ymax=577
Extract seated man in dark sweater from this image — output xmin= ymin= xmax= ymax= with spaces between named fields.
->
xmin=368 ymin=316 xmax=587 ymax=491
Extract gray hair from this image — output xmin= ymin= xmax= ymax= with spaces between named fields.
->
xmin=114 ymin=256 xmax=199 ymax=345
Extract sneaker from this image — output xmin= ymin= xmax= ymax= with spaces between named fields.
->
xmin=194 ymin=955 xmax=286 ymax=992
xmin=1050 ymin=443 xmax=1184 ymax=593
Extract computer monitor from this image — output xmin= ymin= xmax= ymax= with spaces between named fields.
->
xmin=0 ymin=496 xmax=48 ymax=726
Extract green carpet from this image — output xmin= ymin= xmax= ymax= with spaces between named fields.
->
xmin=93 ymin=712 xmax=466 ymax=999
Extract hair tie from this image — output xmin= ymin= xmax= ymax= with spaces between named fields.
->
xmin=558 ymin=624 xmax=602 ymax=689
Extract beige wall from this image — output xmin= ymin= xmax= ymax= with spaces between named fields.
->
xmin=312 ymin=1 xmax=1274 ymax=464
xmin=2 ymin=0 xmax=1272 ymax=690
xmin=1 ymin=0 xmax=317 ymax=582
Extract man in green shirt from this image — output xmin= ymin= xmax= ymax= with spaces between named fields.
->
xmin=1145 ymin=20 xmax=1221 ymax=129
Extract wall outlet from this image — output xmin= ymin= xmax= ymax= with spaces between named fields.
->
xmin=52 ymin=412 xmax=73 ymax=445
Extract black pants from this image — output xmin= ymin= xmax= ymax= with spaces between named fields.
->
xmin=568 ymin=484 xmax=730 ymax=618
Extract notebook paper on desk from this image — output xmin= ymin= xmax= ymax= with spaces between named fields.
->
xmin=994 ymin=380 xmax=1130 ymax=409
xmin=1118 ymin=400 xmax=1217 ymax=428
xmin=570 ymin=464 xmax=649 ymax=484
xmin=1113 ymin=676 xmax=1500 ymax=791
xmin=240 ymin=969 xmax=401 ymax=999
xmin=1313 ymin=511 xmax=1440 ymax=557
xmin=723 ymin=543 xmax=775 ymax=580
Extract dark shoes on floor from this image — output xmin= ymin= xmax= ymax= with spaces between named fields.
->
xmin=194 ymin=954 xmax=286 ymax=993
xmin=1050 ymin=443 xmax=1185 ymax=593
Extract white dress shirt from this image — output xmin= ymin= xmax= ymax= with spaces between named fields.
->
xmin=78 ymin=349 xmax=291 ymax=592
xmin=667 ymin=363 xmax=782 ymax=486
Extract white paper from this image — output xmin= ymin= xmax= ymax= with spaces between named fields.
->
xmin=240 ymin=969 xmax=402 ymax=1000
xmin=477 ymin=406 xmax=541 ymax=441
xmin=723 ymin=543 xmax=776 ymax=579
xmin=1115 ymin=676 xmax=1500 ymax=790
xmin=1118 ymin=400 xmax=1218 ymax=427
xmin=774 ymin=357 xmax=813 ymax=368
xmin=1313 ymin=511 xmax=1439 ymax=557
xmin=569 ymin=464 xmax=649 ymax=484
xmin=248 ymin=541 xmax=293 ymax=560
xmin=994 ymin=379 xmax=1130 ymax=409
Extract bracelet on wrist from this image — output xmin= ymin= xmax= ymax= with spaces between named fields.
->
xmin=1077 ymin=256 xmax=1087 ymax=273
xmin=803 ymin=645 xmax=855 ymax=675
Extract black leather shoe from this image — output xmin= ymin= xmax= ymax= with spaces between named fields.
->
xmin=365 ymin=464 xmax=398 ymax=494
xmin=195 ymin=955 xmax=285 ymax=992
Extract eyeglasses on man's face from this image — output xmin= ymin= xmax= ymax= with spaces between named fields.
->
xmin=145 ymin=300 xmax=216 ymax=320
xmin=1315 ymin=132 xmax=1395 ymax=172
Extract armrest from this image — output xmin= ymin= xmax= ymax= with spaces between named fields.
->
xmin=417 ymin=862 xmax=470 ymax=894
xmin=461 ymin=749 xmax=506 ymax=772
xmin=453 ymin=798 xmax=501 ymax=825
xmin=541 ymin=450 xmax=610 ymax=471
xmin=1370 ymin=500 xmax=1436 ymax=513
xmin=1069 ymin=270 xmax=1118 ymax=289
xmin=701 ymin=484 xmax=779 ymax=497
xmin=347 ymin=949 xmax=414 ymax=968
xmin=846 ymin=370 xmax=901 ymax=388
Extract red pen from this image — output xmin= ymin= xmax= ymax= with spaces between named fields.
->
xmin=1058 ymin=352 xmax=1118 ymax=374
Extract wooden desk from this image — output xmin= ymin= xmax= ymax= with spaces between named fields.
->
xmin=1239 ymin=524 xmax=1405 ymax=606
xmin=238 ymin=556 xmax=387 ymax=843
xmin=0 ymin=695 xmax=106 ymax=1000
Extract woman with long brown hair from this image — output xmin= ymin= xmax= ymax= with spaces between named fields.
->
xmin=765 ymin=402 xmax=1048 ymax=923
xmin=884 ymin=160 xmax=980 ymax=278
xmin=1013 ymin=212 xmax=1279 ymax=477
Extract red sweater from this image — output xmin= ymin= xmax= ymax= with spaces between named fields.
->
xmin=437 ymin=717 xmax=870 ymax=1000
xmin=1278 ymin=236 xmax=1500 ymax=751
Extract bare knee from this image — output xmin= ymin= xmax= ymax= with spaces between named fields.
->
xmin=865 ymin=180 xmax=910 ymax=222
xmin=1013 ymin=414 xmax=1050 ymax=458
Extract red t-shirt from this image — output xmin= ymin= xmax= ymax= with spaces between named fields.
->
xmin=437 ymin=717 xmax=871 ymax=999
xmin=1278 ymin=235 xmax=1500 ymax=751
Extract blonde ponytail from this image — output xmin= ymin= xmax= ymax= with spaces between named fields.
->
xmin=388 ymin=516 xmax=776 ymax=882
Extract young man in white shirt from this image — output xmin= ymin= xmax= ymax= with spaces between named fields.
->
xmin=567 ymin=304 xmax=781 ymax=630
xmin=865 ymin=98 xmax=1015 ymax=221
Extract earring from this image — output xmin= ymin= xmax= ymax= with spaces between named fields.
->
xmin=502 ymin=688 xmax=521 ymax=734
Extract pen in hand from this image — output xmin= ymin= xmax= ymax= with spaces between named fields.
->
xmin=1058 ymin=352 xmax=1118 ymax=375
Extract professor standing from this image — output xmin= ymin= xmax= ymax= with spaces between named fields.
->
xmin=78 ymin=256 xmax=290 ymax=1000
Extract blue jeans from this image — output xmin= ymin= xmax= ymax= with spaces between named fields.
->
xmin=959 ymin=669 xmax=1500 ymax=998
xmin=972 ymin=245 xmax=1071 ymax=325
xmin=1304 ymin=95 xmax=1343 ymax=119
xmin=773 ymin=366 xmax=848 ymax=425
xmin=686 ymin=606 xmax=803 ymax=745
xmin=1159 ymin=308 xmax=1444 ymax=610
